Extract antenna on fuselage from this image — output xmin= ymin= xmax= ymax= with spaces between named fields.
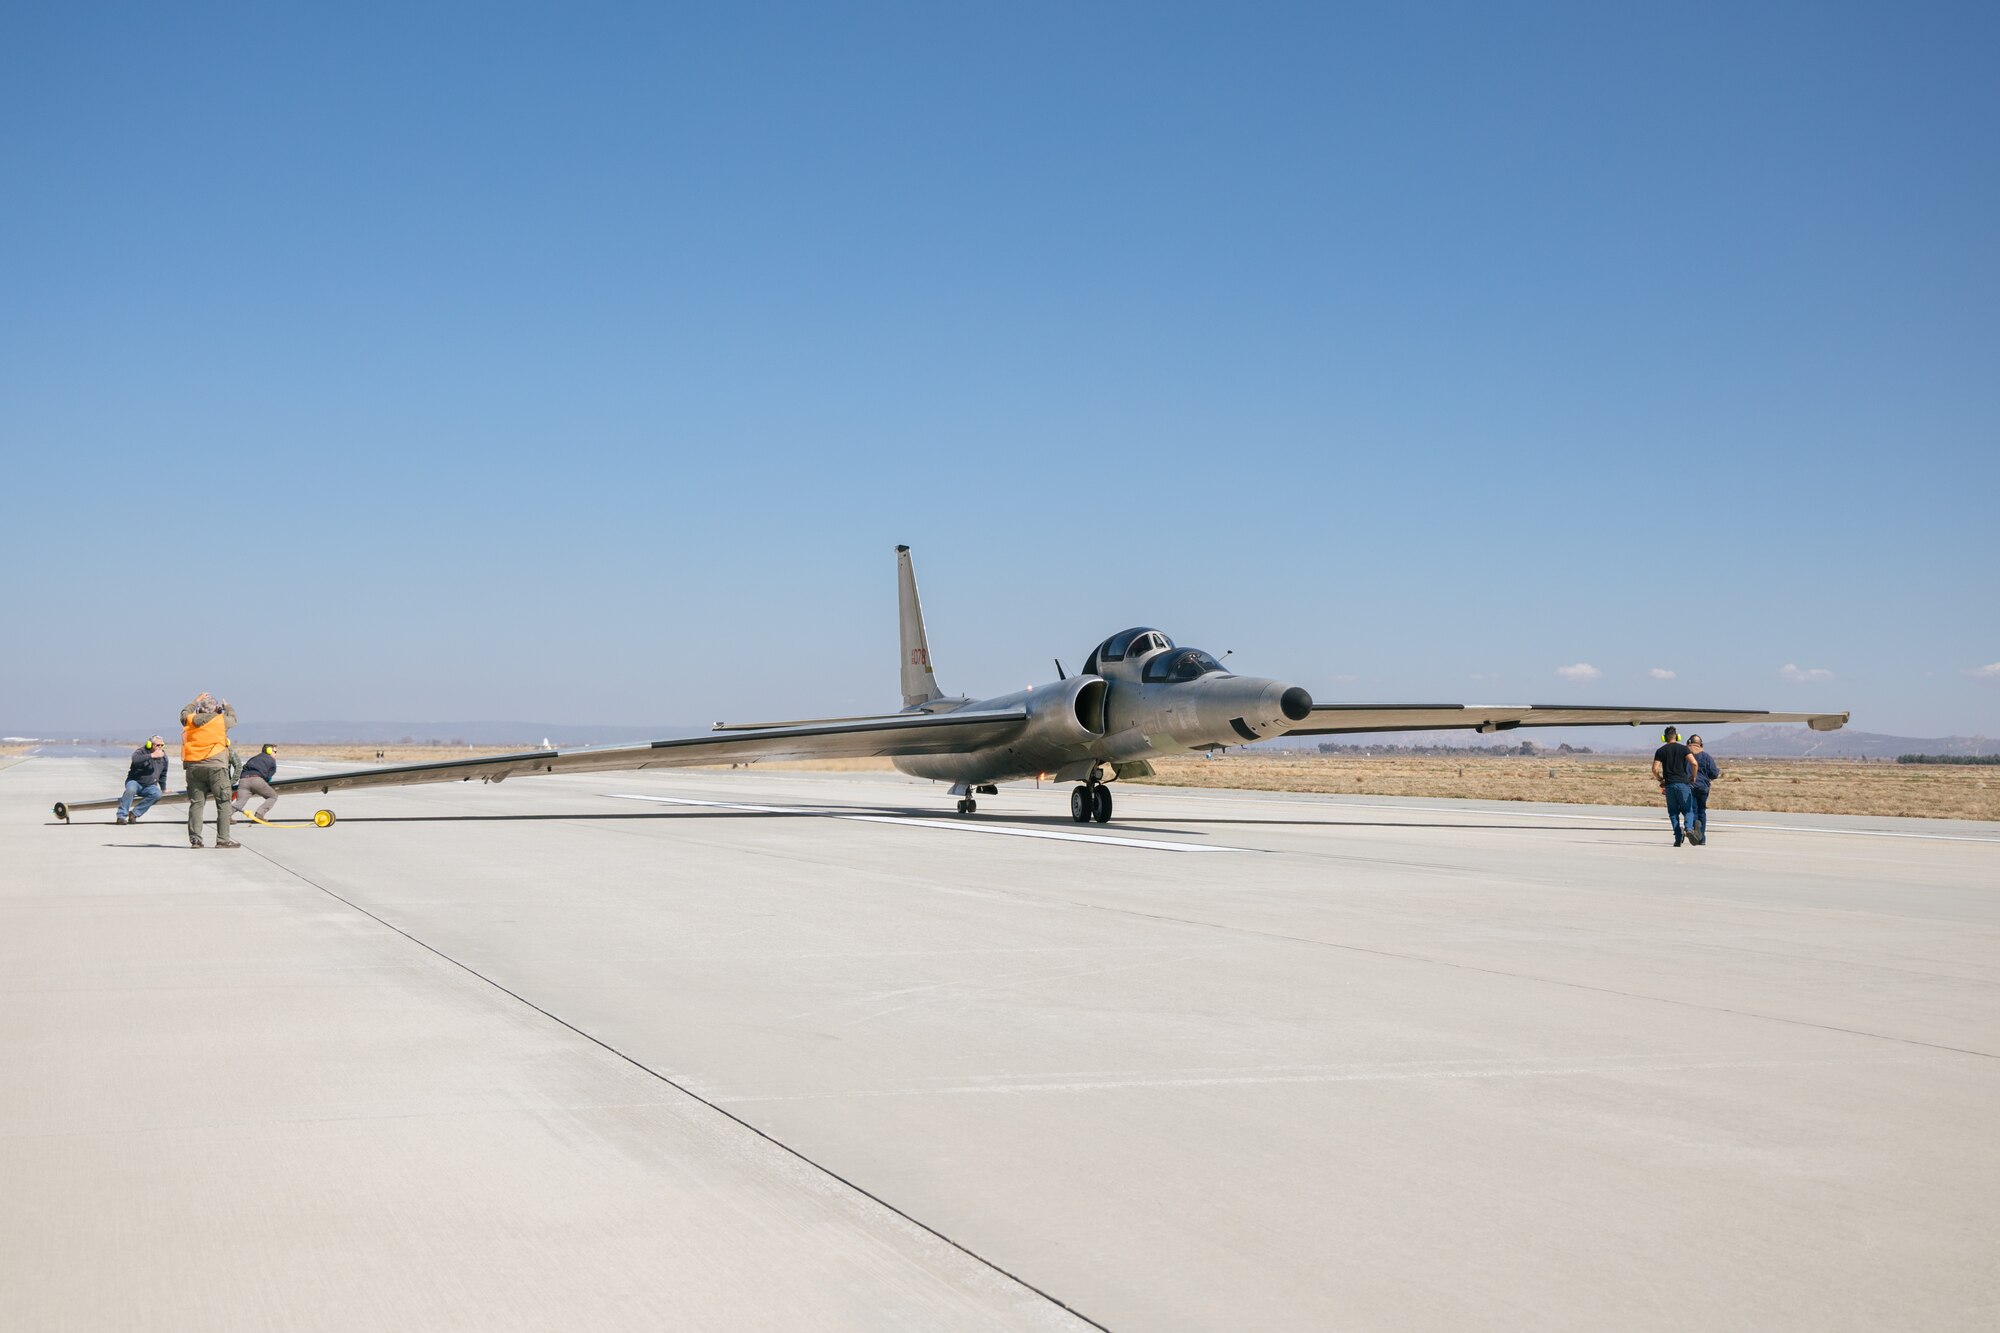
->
xmin=1054 ymin=658 xmax=1066 ymax=680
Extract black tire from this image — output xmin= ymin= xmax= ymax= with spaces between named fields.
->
xmin=1091 ymin=785 xmax=1113 ymax=824
xmin=1070 ymin=787 xmax=1091 ymax=822
xmin=965 ymin=798 xmax=977 ymax=815
xmin=956 ymin=798 xmax=971 ymax=815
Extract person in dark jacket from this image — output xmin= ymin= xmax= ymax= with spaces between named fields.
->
xmin=117 ymin=736 xmax=170 ymax=824
xmin=1688 ymin=734 xmax=1721 ymax=840
xmin=233 ymin=743 xmax=281 ymax=820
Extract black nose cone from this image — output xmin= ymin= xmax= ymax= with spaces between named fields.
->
xmin=1281 ymin=687 xmax=1314 ymax=722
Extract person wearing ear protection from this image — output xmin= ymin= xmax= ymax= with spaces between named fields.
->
xmin=1688 ymin=735 xmax=1721 ymax=840
xmin=232 ymin=744 xmax=282 ymax=821
xmin=181 ymin=692 xmax=240 ymax=848
xmin=116 ymin=736 xmax=170 ymax=824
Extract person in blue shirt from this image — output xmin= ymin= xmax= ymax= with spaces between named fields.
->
xmin=1688 ymin=734 xmax=1721 ymax=841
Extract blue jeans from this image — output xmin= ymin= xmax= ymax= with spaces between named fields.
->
xmin=1663 ymin=782 xmax=1695 ymax=840
xmin=1693 ymin=785 xmax=1710 ymax=833
xmin=119 ymin=779 xmax=163 ymax=821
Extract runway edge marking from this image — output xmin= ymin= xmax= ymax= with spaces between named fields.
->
xmin=1151 ymin=788 xmax=2000 ymax=845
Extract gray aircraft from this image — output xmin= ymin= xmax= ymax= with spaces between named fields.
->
xmin=53 ymin=545 xmax=1847 ymax=826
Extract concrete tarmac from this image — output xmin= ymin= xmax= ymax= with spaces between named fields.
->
xmin=5 ymin=756 xmax=1997 ymax=1330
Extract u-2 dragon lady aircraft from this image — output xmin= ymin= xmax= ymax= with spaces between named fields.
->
xmin=53 ymin=546 xmax=1847 ymax=826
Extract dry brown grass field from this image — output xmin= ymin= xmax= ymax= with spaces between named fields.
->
xmin=1138 ymin=754 xmax=1999 ymax=822
xmin=285 ymin=743 xmax=527 ymax=764
xmin=183 ymin=745 xmax=2000 ymax=823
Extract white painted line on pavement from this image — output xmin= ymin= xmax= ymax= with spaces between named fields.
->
xmin=1328 ymin=800 xmax=2000 ymax=845
xmin=602 ymin=793 xmax=1244 ymax=852
xmin=713 ymin=1053 xmax=1920 ymax=1104
xmin=1151 ymin=788 xmax=2000 ymax=844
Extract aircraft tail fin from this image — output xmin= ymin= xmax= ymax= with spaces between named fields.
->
xmin=896 ymin=545 xmax=945 ymax=708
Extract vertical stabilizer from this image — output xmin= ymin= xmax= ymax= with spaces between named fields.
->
xmin=896 ymin=545 xmax=945 ymax=708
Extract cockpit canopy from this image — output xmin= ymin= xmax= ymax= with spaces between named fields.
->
xmin=1083 ymin=628 xmax=1231 ymax=683
xmin=1141 ymin=647 xmax=1230 ymax=683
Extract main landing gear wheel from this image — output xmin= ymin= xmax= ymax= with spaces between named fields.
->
xmin=956 ymin=797 xmax=977 ymax=815
xmin=1070 ymin=785 xmax=1114 ymax=823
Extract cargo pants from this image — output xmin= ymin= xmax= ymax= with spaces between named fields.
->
xmin=234 ymin=774 xmax=279 ymax=819
xmin=187 ymin=764 xmax=234 ymax=845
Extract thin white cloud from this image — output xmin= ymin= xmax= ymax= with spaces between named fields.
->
xmin=1555 ymin=663 xmax=1601 ymax=681
xmin=1648 ymin=667 xmax=1676 ymax=680
xmin=1779 ymin=663 xmax=1835 ymax=683
xmin=1965 ymin=662 xmax=2000 ymax=680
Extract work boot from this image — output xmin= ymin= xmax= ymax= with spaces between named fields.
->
xmin=216 ymin=839 xmax=241 ymax=849
xmin=190 ymin=839 xmax=205 ymax=849
xmin=115 ymin=813 xmax=127 ymax=825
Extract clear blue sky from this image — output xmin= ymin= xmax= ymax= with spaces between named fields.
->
xmin=4 ymin=2 xmax=1995 ymax=738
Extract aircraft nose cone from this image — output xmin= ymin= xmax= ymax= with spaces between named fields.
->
xmin=1280 ymin=686 xmax=1314 ymax=722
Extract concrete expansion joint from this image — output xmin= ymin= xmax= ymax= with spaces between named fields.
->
xmin=240 ymin=842 xmax=1113 ymax=1332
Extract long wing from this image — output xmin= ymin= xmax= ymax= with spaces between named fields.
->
xmin=53 ymin=708 xmax=1027 ymax=818
xmin=1287 ymin=704 xmax=1849 ymax=737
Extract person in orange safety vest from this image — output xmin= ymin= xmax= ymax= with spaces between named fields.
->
xmin=180 ymin=692 xmax=240 ymax=849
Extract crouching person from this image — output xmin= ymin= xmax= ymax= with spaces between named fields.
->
xmin=181 ymin=692 xmax=239 ymax=849
xmin=117 ymin=736 xmax=169 ymax=825
xmin=234 ymin=744 xmax=280 ymax=821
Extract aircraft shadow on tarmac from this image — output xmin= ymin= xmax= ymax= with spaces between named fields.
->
xmin=88 ymin=809 xmax=1652 ymax=836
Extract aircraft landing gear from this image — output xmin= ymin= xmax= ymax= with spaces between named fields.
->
xmin=1069 ymin=783 xmax=1112 ymax=824
xmin=956 ymin=797 xmax=978 ymax=815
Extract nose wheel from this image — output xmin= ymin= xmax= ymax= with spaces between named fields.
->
xmin=1070 ymin=784 xmax=1112 ymax=824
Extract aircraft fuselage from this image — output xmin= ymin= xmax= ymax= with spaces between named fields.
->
xmin=894 ymin=632 xmax=1313 ymax=787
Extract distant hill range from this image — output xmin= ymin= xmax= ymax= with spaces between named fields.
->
xmin=2 ymin=720 xmax=710 ymax=748
xmin=1705 ymin=725 xmax=1999 ymax=759
xmin=245 ymin=720 xmax=709 ymax=746
xmin=1265 ymin=723 xmax=1998 ymax=759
